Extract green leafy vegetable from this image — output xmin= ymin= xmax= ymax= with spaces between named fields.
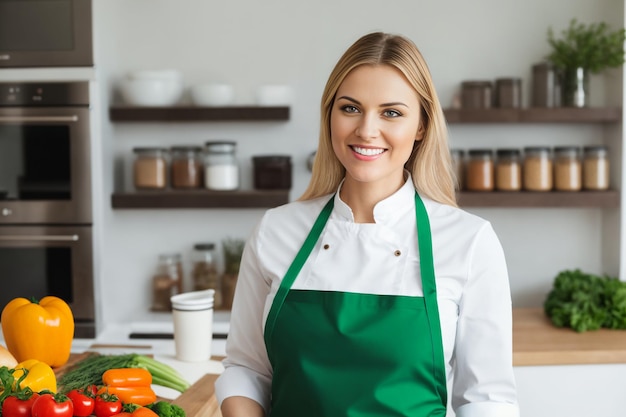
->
xmin=57 ymin=354 xmax=190 ymax=394
xmin=146 ymin=401 xmax=186 ymax=417
xmin=544 ymin=269 xmax=626 ymax=332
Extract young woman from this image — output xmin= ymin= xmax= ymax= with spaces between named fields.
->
xmin=215 ymin=32 xmax=519 ymax=417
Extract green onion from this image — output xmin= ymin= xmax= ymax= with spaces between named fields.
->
xmin=58 ymin=353 xmax=191 ymax=393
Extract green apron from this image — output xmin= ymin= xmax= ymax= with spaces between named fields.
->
xmin=264 ymin=193 xmax=447 ymax=416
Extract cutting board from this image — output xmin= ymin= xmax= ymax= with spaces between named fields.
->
xmin=171 ymin=374 xmax=222 ymax=417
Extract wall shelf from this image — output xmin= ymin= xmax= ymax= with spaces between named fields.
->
xmin=444 ymin=107 xmax=622 ymax=124
xmin=111 ymin=189 xmax=289 ymax=209
xmin=457 ymin=190 xmax=620 ymax=208
xmin=109 ymin=105 xmax=290 ymax=122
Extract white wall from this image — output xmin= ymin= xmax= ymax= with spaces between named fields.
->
xmin=92 ymin=0 xmax=623 ymax=325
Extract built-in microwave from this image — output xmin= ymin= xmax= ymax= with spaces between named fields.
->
xmin=0 ymin=81 xmax=92 ymax=225
xmin=0 ymin=0 xmax=93 ymax=68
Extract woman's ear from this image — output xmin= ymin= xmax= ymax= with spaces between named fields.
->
xmin=415 ymin=124 xmax=425 ymax=141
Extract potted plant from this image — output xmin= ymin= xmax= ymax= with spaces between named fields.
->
xmin=221 ymin=237 xmax=245 ymax=309
xmin=546 ymin=19 xmax=626 ymax=107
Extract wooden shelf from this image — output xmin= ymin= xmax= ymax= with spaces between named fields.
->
xmin=109 ymin=105 xmax=290 ymax=122
xmin=457 ymin=190 xmax=619 ymax=208
xmin=111 ymin=189 xmax=289 ymax=209
xmin=444 ymin=107 xmax=622 ymax=124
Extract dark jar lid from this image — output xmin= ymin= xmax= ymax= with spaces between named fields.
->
xmin=253 ymin=155 xmax=292 ymax=166
xmin=496 ymin=148 xmax=521 ymax=157
xmin=468 ymin=149 xmax=493 ymax=156
xmin=194 ymin=243 xmax=215 ymax=251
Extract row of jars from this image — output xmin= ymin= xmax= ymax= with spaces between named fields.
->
xmin=452 ymin=145 xmax=610 ymax=192
xmin=133 ymin=141 xmax=292 ymax=191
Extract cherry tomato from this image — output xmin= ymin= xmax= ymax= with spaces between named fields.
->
xmin=2 ymin=393 xmax=40 ymax=417
xmin=31 ymin=394 xmax=73 ymax=417
xmin=66 ymin=389 xmax=95 ymax=417
xmin=94 ymin=395 xmax=122 ymax=417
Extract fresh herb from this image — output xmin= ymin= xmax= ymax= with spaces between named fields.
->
xmin=57 ymin=354 xmax=190 ymax=394
xmin=546 ymin=19 xmax=626 ymax=73
xmin=544 ymin=269 xmax=626 ymax=332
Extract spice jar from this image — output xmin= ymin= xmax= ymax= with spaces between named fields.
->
xmin=170 ymin=146 xmax=202 ymax=189
xmin=465 ymin=149 xmax=494 ymax=191
xmin=191 ymin=243 xmax=221 ymax=308
xmin=461 ymin=81 xmax=493 ymax=109
xmin=204 ymin=141 xmax=239 ymax=190
xmin=495 ymin=78 xmax=522 ymax=108
xmin=523 ymin=146 xmax=553 ymax=191
xmin=450 ymin=149 xmax=465 ymax=190
xmin=554 ymin=146 xmax=581 ymax=191
xmin=252 ymin=155 xmax=292 ymax=189
xmin=495 ymin=149 xmax=522 ymax=191
xmin=133 ymin=147 xmax=168 ymax=189
xmin=151 ymin=253 xmax=183 ymax=311
xmin=582 ymin=145 xmax=610 ymax=190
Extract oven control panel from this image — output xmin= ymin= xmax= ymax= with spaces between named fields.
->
xmin=0 ymin=82 xmax=90 ymax=106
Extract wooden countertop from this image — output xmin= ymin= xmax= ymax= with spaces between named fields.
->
xmin=513 ymin=307 xmax=626 ymax=366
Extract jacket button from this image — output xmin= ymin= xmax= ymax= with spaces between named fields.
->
xmin=323 ymin=244 xmax=330 ymax=250
xmin=394 ymin=250 xmax=401 ymax=257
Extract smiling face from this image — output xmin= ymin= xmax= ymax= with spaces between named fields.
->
xmin=330 ymin=64 xmax=423 ymax=195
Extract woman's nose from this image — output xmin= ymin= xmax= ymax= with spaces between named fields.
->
xmin=355 ymin=114 xmax=380 ymax=139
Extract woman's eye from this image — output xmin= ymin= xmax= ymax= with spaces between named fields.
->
xmin=383 ymin=109 xmax=402 ymax=118
xmin=341 ymin=105 xmax=359 ymax=113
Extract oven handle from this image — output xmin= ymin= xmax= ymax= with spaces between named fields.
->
xmin=0 ymin=235 xmax=79 ymax=242
xmin=0 ymin=115 xmax=79 ymax=123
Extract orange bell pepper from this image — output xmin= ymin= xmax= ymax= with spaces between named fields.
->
xmin=1 ymin=296 xmax=74 ymax=368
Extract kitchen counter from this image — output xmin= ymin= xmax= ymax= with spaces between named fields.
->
xmin=513 ymin=307 xmax=626 ymax=366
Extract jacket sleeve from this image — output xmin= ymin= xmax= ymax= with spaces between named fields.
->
xmin=452 ymin=222 xmax=520 ymax=417
xmin=214 ymin=218 xmax=273 ymax=413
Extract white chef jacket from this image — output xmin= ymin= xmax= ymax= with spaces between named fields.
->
xmin=215 ymin=175 xmax=519 ymax=417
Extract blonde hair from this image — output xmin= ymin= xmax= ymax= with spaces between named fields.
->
xmin=299 ymin=32 xmax=457 ymax=207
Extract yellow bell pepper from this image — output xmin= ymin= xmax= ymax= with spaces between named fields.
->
xmin=12 ymin=359 xmax=57 ymax=393
xmin=1 ymin=296 xmax=74 ymax=368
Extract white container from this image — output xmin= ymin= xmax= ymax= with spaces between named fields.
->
xmin=171 ymin=289 xmax=215 ymax=362
xmin=191 ymin=84 xmax=234 ymax=106
xmin=255 ymin=85 xmax=293 ymax=106
xmin=120 ymin=70 xmax=183 ymax=106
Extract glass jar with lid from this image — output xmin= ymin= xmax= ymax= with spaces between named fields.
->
xmin=554 ymin=146 xmax=581 ymax=191
xmin=204 ymin=141 xmax=239 ymax=190
xmin=582 ymin=145 xmax=610 ymax=190
xmin=465 ymin=149 xmax=494 ymax=191
xmin=191 ymin=243 xmax=221 ymax=308
xmin=495 ymin=149 xmax=522 ymax=191
xmin=151 ymin=253 xmax=183 ymax=311
xmin=133 ymin=147 xmax=168 ymax=189
xmin=170 ymin=146 xmax=203 ymax=189
xmin=523 ymin=146 xmax=553 ymax=191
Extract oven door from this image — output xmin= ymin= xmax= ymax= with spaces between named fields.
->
xmin=0 ymin=225 xmax=95 ymax=338
xmin=0 ymin=106 xmax=92 ymax=224
xmin=0 ymin=0 xmax=93 ymax=68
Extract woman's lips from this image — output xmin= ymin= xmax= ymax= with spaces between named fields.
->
xmin=350 ymin=145 xmax=386 ymax=160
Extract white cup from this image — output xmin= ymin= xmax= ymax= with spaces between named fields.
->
xmin=171 ymin=289 xmax=215 ymax=362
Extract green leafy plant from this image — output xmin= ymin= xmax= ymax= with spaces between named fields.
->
xmin=546 ymin=19 xmax=626 ymax=73
xmin=544 ymin=269 xmax=626 ymax=332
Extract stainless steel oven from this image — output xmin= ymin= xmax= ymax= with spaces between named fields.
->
xmin=0 ymin=81 xmax=95 ymax=338
xmin=0 ymin=225 xmax=94 ymax=337
xmin=0 ymin=0 xmax=93 ymax=68
xmin=0 ymin=81 xmax=92 ymax=224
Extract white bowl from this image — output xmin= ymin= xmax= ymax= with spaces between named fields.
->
xmin=120 ymin=77 xmax=183 ymax=106
xmin=255 ymin=85 xmax=293 ymax=106
xmin=190 ymin=84 xmax=235 ymax=106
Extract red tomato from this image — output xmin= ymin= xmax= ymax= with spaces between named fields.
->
xmin=66 ymin=389 xmax=95 ymax=417
xmin=31 ymin=394 xmax=73 ymax=417
xmin=2 ymin=393 xmax=40 ymax=417
xmin=93 ymin=395 xmax=122 ymax=417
